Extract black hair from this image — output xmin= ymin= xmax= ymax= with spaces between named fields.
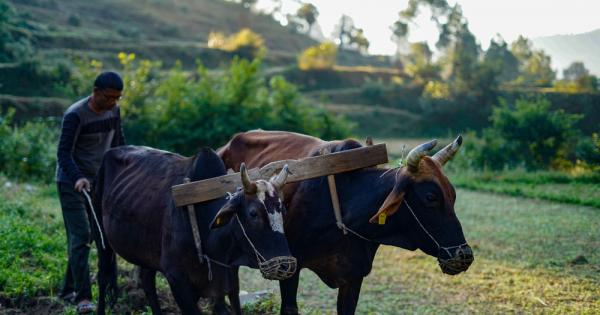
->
xmin=94 ymin=71 xmax=124 ymax=91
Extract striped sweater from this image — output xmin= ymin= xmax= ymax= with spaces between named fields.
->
xmin=55 ymin=96 xmax=125 ymax=184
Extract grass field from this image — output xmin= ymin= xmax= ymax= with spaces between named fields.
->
xmin=1 ymin=175 xmax=598 ymax=314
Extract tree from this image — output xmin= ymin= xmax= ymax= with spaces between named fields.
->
xmin=555 ymin=61 xmax=598 ymax=92
xmin=296 ymin=3 xmax=319 ymax=34
xmin=484 ymin=36 xmax=519 ymax=83
xmin=479 ymin=98 xmax=581 ymax=170
xmin=390 ymin=0 xmax=449 ymax=60
xmin=403 ymin=41 xmax=440 ymax=82
xmin=510 ymin=36 xmax=533 ymax=61
xmin=349 ymin=28 xmax=369 ymax=54
xmin=510 ymin=36 xmax=556 ymax=87
xmin=332 ymin=15 xmax=355 ymax=49
xmin=0 ymin=0 xmax=32 ymax=62
xmin=563 ymin=61 xmax=589 ymax=81
xmin=297 ymin=42 xmax=337 ymax=70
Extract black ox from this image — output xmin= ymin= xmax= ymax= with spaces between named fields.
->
xmin=93 ymin=145 xmax=296 ymax=315
xmin=218 ymin=130 xmax=474 ymax=314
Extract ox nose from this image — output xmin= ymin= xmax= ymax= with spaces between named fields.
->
xmin=438 ymin=244 xmax=474 ymax=275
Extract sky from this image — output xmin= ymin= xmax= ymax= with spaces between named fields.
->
xmin=256 ymin=0 xmax=600 ymax=55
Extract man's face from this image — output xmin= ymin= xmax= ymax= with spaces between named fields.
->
xmin=93 ymin=88 xmax=122 ymax=112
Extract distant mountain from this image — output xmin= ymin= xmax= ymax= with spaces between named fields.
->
xmin=531 ymin=29 xmax=600 ymax=76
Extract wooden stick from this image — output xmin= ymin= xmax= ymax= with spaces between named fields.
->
xmin=184 ymin=178 xmax=204 ymax=264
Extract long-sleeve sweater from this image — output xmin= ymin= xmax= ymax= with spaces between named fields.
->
xmin=55 ymin=96 xmax=125 ymax=184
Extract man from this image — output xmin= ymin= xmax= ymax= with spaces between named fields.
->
xmin=56 ymin=71 xmax=125 ymax=314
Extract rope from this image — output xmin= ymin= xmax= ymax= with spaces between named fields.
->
xmin=82 ymin=189 xmax=106 ymax=250
xmin=402 ymin=200 xmax=466 ymax=257
xmin=340 ymin=223 xmax=374 ymax=242
xmin=235 ymin=215 xmax=266 ymax=262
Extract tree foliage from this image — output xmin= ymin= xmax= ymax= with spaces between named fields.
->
xmin=207 ymin=28 xmax=267 ymax=60
xmin=297 ymin=42 xmax=337 ymax=71
xmin=510 ymin=36 xmax=556 ymax=87
xmin=554 ymin=61 xmax=598 ymax=93
xmin=484 ymin=36 xmax=519 ymax=83
xmin=73 ymin=54 xmax=351 ymax=154
xmin=469 ymin=98 xmax=581 ymax=170
xmin=296 ymin=3 xmax=319 ymax=33
xmin=0 ymin=0 xmax=33 ymax=62
xmin=0 ymin=108 xmax=57 ymax=182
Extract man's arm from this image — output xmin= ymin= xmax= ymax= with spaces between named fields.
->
xmin=57 ymin=112 xmax=85 ymax=183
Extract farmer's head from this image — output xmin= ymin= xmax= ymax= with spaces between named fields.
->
xmin=92 ymin=71 xmax=123 ymax=112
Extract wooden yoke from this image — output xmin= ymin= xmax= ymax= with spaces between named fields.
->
xmin=171 ymin=143 xmax=388 ymax=207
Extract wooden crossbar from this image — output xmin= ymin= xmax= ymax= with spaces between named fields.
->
xmin=171 ymin=143 xmax=388 ymax=206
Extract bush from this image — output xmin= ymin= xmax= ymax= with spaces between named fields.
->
xmin=575 ymin=133 xmax=600 ymax=168
xmin=79 ymin=55 xmax=353 ymax=155
xmin=207 ymin=28 xmax=267 ymax=60
xmin=468 ymin=98 xmax=581 ymax=170
xmin=0 ymin=108 xmax=58 ymax=182
xmin=297 ymin=42 xmax=337 ymax=70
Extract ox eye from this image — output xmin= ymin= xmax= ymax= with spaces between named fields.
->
xmin=425 ymin=193 xmax=438 ymax=202
xmin=249 ymin=209 xmax=258 ymax=218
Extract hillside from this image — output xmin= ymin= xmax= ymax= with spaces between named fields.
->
xmin=532 ymin=29 xmax=600 ymax=76
xmin=11 ymin=0 xmax=317 ymax=67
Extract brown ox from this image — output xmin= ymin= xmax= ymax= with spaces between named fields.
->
xmin=217 ymin=130 xmax=473 ymax=315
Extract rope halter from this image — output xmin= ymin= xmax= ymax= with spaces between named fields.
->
xmin=235 ymin=215 xmax=297 ymax=280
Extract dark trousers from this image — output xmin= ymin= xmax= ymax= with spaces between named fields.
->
xmin=57 ymin=182 xmax=93 ymax=303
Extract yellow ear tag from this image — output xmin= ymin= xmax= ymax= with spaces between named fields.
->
xmin=378 ymin=213 xmax=387 ymax=225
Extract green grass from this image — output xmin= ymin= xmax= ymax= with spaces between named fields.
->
xmin=2 ymin=177 xmax=599 ymax=314
xmin=448 ymin=170 xmax=600 ymax=208
xmin=0 ymin=181 xmax=65 ymax=300
xmin=239 ymin=189 xmax=600 ymax=314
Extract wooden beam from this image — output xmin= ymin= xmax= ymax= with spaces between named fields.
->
xmin=172 ymin=143 xmax=388 ymax=206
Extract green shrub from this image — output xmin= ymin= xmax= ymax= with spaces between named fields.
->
xmin=0 ymin=108 xmax=58 ymax=182
xmin=90 ymin=55 xmax=352 ymax=155
xmin=575 ymin=132 xmax=600 ymax=168
xmin=207 ymin=28 xmax=267 ymax=60
xmin=297 ymin=42 xmax=337 ymax=70
xmin=467 ymin=98 xmax=581 ymax=170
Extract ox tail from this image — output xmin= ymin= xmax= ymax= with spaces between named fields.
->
xmin=92 ymin=162 xmax=119 ymax=313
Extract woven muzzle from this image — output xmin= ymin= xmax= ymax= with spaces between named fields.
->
xmin=259 ymin=256 xmax=297 ymax=280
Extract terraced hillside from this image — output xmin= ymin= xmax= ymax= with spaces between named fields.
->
xmin=12 ymin=0 xmax=317 ymax=67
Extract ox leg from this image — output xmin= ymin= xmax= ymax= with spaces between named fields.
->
xmin=227 ymin=267 xmax=242 ymax=315
xmin=279 ymin=270 xmax=300 ymax=315
xmin=213 ymin=296 xmax=232 ymax=315
xmin=95 ymin=237 xmax=118 ymax=315
xmin=213 ymin=266 xmax=240 ymax=315
xmin=336 ymin=277 xmax=364 ymax=315
xmin=139 ymin=267 xmax=162 ymax=315
xmin=165 ymin=272 xmax=202 ymax=315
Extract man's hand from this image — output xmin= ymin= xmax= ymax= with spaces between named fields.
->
xmin=74 ymin=178 xmax=91 ymax=192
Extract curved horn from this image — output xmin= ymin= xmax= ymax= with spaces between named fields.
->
xmin=433 ymin=135 xmax=463 ymax=166
xmin=240 ymin=163 xmax=257 ymax=194
xmin=270 ymin=164 xmax=289 ymax=189
xmin=406 ymin=139 xmax=437 ymax=172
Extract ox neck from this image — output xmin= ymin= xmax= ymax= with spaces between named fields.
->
xmin=291 ymin=168 xmax=399 ymax=245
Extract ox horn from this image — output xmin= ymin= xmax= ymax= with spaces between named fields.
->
xmin=240 ymin=163 xmax=257 ymax=194
xmin=433 ymin=135 xmax=463 ymax=166
xmin=270 ymin=164 xmax=290 ymax=190
xmin=406 ymin=139 xmax=438 ymax=172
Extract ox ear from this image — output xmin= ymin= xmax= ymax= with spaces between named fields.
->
xmin=210 ymin=204 xmax=237 ymax=229
xmin=369 ymin=175 xmax=409 ymax=224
